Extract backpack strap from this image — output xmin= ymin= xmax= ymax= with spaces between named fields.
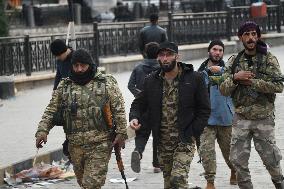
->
xmin=231 ymin=49 xmax=245 ymax=75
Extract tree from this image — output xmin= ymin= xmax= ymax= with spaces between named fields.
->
xmin=0 ymin=0 xmax=8 ymax=37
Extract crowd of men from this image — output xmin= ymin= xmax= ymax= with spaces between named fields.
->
xmin=34 ymin=12 xmax=283 ymax=189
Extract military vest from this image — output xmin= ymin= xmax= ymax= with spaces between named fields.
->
xmin=60 ymin=75 xmax=110 ymax=134
xmin=229 ymin=51 xmax=277 ymax=119
xmin=231 ymin=51 xmax=276 ymax=104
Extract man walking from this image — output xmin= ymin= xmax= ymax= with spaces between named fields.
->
xmin=128 ymin=42 xmax=161 ymax=173
xmin=138 ymin=13 xmax=167 ymax=57
xmin=50 ymin=39 xmax=73 ymax=90
xmin=35 ymin=49 xmax=128 ymax=189
xmin=220 ymin=21 xmax=284 ymax=189
xmin=198 ymin=40 xmax=236 ymax=189
xmin=129 ymin=41 xmax=211 ymax=188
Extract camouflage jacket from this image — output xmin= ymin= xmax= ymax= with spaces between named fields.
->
xmin=36 ymin=71 xmax=128 ymax=145
xmin=219 ymin=51 xmax=283 ymax=120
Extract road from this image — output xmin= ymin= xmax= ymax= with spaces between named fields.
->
xmin=0 ymin=45 xmax=284 ymax=188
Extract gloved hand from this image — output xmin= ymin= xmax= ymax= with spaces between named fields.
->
xmin=112 ymin=134 xmax=126 ymax=151
xmin=35 ymin=131 xmax=47 ymax=148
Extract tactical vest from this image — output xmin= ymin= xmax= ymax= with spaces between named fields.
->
xmin=60 ymin=75 xmax=110 ymax=134
xmin=230 ymin=50 xmax=276 ymax=104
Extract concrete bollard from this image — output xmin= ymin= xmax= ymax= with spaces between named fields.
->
xmin=0 ymin=75 xmax=15 ymax=99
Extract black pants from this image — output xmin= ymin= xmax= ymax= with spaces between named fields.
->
xmin=134 ymin=126 xmax=159 ymax=167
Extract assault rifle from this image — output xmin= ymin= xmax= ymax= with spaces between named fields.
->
xmin=105 ymin=102 xmax=129 ymax=189
xmin=111 ymin=124 xmax=129 ymax=189
xmin=208 ymin=73 xmax=284 ymax=86
xmin=255 ymin=71 xmax=284 ymax=82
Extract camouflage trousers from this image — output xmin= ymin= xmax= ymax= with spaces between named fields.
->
xmin=68 ymin=140 xmax=112 ymax=189
xmin=199 ymin=125 xmax=235 ymax=182
xmin=158 ymin=139 xmax=196 ymax=189
xmin=230 ymin=114 xmax=283 ymax=189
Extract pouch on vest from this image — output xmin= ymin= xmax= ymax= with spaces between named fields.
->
xmin=52 ymin=83 xmax=67 ymax=126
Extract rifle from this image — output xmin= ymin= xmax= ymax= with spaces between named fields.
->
xmin=255 ymin=71 xmax=284 ymax=82
xmin=105 ymin=102 xmax=129 ymax=189
xmin=111 ymin=124 xmax=129 ymax=189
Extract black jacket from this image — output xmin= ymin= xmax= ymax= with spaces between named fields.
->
xmin=129 ymin=62 xmax=211 ymax=144
xmin=53 ymin=50 xmax=73 ymax=90
xmin=128 ymin=59 xmax=160 ymax=97
xmin=138 ymin=24 xmax=168 ymax=54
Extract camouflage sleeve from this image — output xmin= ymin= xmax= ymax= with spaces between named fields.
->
xmin=106 ymin=75 xmax=128 ymax=139
xmin=219 ymin=55 xmax=239 ymax=96
xmin=35 ymin=80 xmax=64 ymax=137
xmin=251 ymin=53 xmax=284 ymax=93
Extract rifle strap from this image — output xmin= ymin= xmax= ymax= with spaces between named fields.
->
xmin=231 ymin=50 xmax=267 ymax=75
xmin=231 ymin=50 xmax=245 ymax=75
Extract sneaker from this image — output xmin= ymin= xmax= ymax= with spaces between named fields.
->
xmin=153 ymin=167 xmax=161 ymax=173
xmin=131 ymin=151 xmax=141 ymax=173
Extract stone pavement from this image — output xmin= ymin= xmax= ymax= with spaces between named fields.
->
xmin=0 ymin=45 xmax=284 ymax=188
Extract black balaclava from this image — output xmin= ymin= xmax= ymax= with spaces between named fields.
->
xmin=70 ymin=49 xmax=97 ymax=85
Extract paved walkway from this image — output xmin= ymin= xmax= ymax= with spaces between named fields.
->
xmin=0 ymin=45 xmax=284 ymax=188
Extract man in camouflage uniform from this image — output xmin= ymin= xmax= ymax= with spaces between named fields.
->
xmin=35 ymin=49 xmax=128 ymax=189
xmin=198 ymin=40 xmax=236 ymax=189
xmin=220 ymin=21 xmax=284 ymax=189
xmin=129 ymin=41 xmax=211 ymax=189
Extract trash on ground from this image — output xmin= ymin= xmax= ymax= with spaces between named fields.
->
xmin=4 ymin=160 xmax=75 ymax=188
xmin=109 ymin=177 xmax=137 ymax=184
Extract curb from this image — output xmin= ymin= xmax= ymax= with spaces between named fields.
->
xmin=0 ymin=148 xmax=66 ymax=186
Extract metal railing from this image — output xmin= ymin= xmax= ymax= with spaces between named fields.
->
xmin=0 ymin=5 xmax=282 ymax=76
xmin=0 ymin=33 xmax=94 ymax=76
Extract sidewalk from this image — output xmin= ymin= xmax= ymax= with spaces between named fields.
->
xmin=0 ymin=45 xmax=284 ymax=188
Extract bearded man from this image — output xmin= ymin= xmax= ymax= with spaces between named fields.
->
xmin=129 ymin=41 xmax=211 ymax=189
xmin=198 ymin=40 xmax=236 ymax=189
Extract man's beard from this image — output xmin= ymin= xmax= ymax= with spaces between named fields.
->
xmin=159 ymin=60 xmax=177 ymax=72
xmin=209 ymin=53 xmax=222 ymax=64
xmin=244 ymin=40 xmax=256 ymax=51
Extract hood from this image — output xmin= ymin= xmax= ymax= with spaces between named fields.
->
xmin=141 ymin=59 xmax=159 ymax=67
xmin=179 ymin=62 xmax=194 ymax=72
xmin=142 ymin=59 xmax=160 ymax=74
